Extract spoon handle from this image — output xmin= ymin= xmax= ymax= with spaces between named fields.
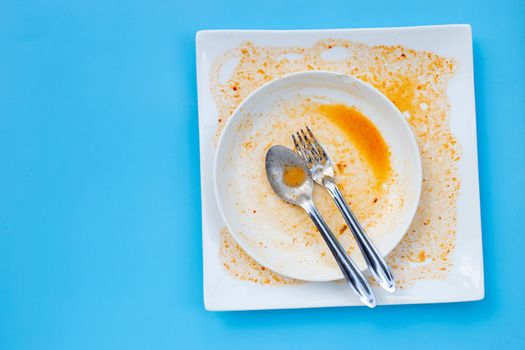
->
xmin=324 ymin=180 xmax=396 ymax=293
xmin=303 ymin=201 xmax=376 ymax=308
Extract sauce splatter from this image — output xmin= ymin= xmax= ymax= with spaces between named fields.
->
xmin=283 ymin=165 xmax=306 ymax=187
xmin=319 ymin=104 xmax=391 ymax=186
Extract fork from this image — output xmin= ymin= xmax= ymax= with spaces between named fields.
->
xmin=292 ymin=126 xmax=396 ymax=292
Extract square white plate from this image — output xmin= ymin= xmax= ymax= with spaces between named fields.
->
xmin=196 ymin=24 xmax=484 ymax=311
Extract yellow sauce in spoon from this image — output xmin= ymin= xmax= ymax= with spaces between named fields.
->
xmin=282 ymin=165 xmax=306 ymax=187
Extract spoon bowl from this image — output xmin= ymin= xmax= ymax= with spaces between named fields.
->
xmin=265 ymin=145 xmax=313 ymax=207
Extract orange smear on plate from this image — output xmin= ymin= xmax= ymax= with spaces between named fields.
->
xmin=319 ymin=104 xmax=391 ymax=186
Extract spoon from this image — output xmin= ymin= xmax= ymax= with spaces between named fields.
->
xmin=265 ymin=145 xmax=376 ymax=308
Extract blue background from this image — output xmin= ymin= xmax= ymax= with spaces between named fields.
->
xmin=1 ymin=0 xmax=524 ymax=349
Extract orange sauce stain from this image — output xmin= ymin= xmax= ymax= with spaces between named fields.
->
xmin=318 ymin=104 xmax=391 ymax=186
xmin=385 ymin=76 xmax=417 ymax=113
xmin=418 ymin=250 xmax=427 ymax=262
xmin=282 ymin=165 xmax=306 ymax=187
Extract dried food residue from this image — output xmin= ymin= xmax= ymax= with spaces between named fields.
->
xmin=219 ymin=227 xmax=301 ymax=285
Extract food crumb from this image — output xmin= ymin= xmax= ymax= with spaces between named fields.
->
xmin=218 ymin=228 xmax=301 ymax=285
xmin=418 ymin=250 xmax=426 ymax=262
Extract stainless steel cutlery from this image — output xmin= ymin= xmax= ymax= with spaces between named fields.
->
xmin=292 ymin=126 xmax=395 ymax=293
xmin=264 ymin=126 xmax=397 ymax=307
xmin=265 ymin=145 xmax=376 ymax=308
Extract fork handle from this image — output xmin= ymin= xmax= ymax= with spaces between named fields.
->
xmin=325 ymin=179 xmax=396 ymax=293
xmin=302 ymin=200 xmax=376 ymax=308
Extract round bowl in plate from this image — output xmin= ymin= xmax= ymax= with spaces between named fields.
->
xmin=214 ymin=71 xmax=421 ymax=282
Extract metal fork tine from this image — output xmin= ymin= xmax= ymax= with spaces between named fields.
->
xmin=306 ymin=126 xmax=328 ymax=159
xmin=296 ymin=131 xmax=313 ymax=163
xmin=301 ymin=129 xmax=319 ymax=161
xmin=291 ymin=134 xmax=303 ymax=158
xmin=300 ymin=129 xmax=320 ymax=161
